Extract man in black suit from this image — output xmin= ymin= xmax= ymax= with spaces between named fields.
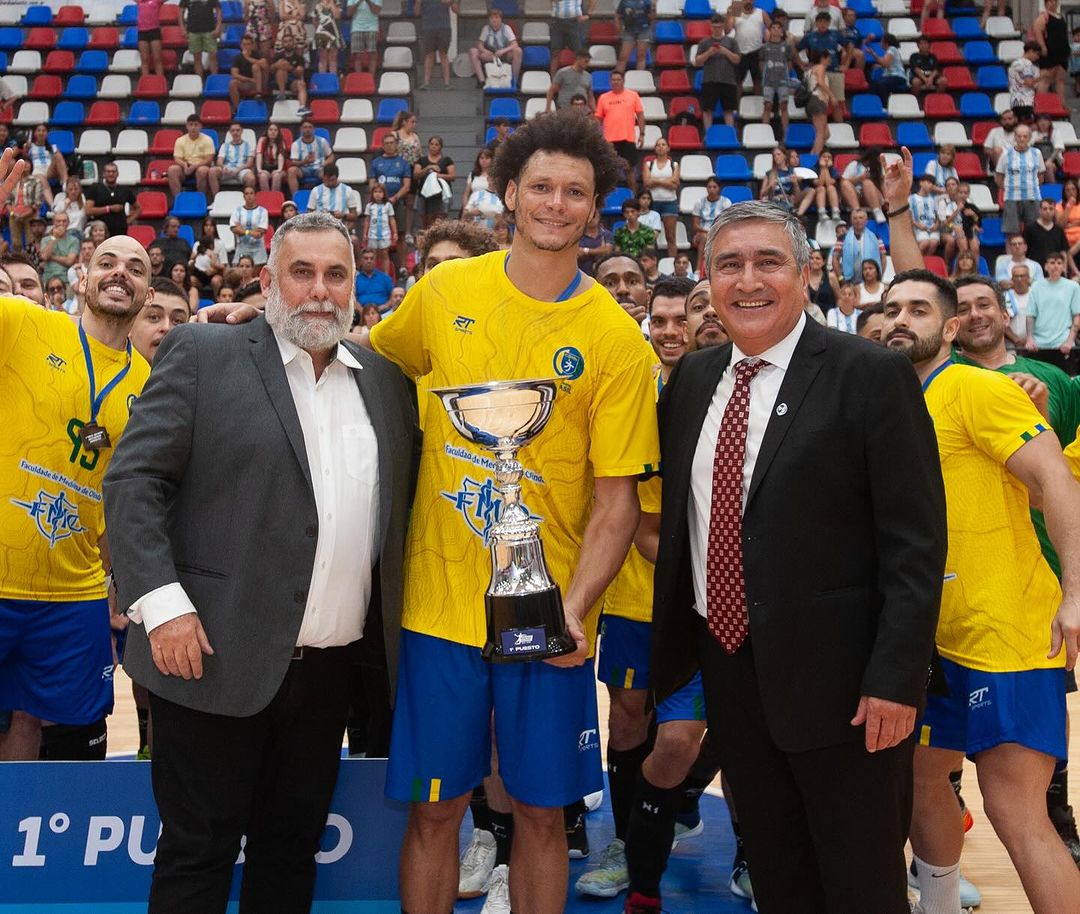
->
xmin=649 ymin=200 xmax=948 ymax=913
xmin=104 ymin=212 xmax=420 ymax=914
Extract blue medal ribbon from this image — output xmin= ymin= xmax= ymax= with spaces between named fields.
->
xmin=78 ymin=319 xmax=132 ymax=426
xmin=504 ymin=253 xmax=583 ymax=302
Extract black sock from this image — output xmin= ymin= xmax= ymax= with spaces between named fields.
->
xmin=730 ymin=819 xmax=745 ymax=868
xmin=489 ymin=808 xmax=514 ymax=866
xmin=608 ymin=740 xmax=652 ymax=841
xmin=563 ymin=798 xmax=586 ymax=830
xmin=949 ymin=767 xmax=967 ymax=814
xmin=470 ymin=784 xmax=492 ymax=834
xmin=625 ymin=770 xmax=684 ymax=898
xmin=1048 ymin=767 xmax=1070 ymax=816
xmin=678 ymin=771 xmax=712 ymax=820
xmin=136 ymin=707 xmax=149 ymax=750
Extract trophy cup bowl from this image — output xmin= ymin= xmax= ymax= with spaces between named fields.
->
xmin=432 ymin=379 xmax=577 ymax=663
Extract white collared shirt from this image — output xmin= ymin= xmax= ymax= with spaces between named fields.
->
xmin=688 ymin=312 xmax=807 ymax=619
xmin=130 ymin=332 xmax=381 ymax=649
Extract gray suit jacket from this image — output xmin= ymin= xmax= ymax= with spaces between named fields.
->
xmin=103 ymin=316 xmax=419 ymax=717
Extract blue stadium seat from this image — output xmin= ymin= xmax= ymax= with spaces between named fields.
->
xmin=946 ymin=0 xmax=979 ymax=15
xmin=58 ymin=27 xmax=89 ymax=51
xmin=654 ymin=21 xmax=684 ymax=43
xmin=626 ymin=48 xmax=653 ymax=68
xmin=121 ymin=27 xmax=138 ymax=49
xmin=201 ymin=128 xmax=221 ymax=151
xmin=975 ymin=66 xmax=1008 ymax=90
xmin=855 ymin=18 xmax=883 ymax=41
xmin=0 ymin=53 xmax=8 ymax=72
xmin=714 ymin=154 xmax=752 ymax=181
xmin=221 ymin=1 xmax=244 ymax=21
xmin=952 ymin=18 xmax=986 ymax=39
xmin=602 ymin=187 xmax=634 ymax=215
xmin=849 ymin=94 xmax=885 ymax=118
xmin=484 ymin=125 xmax=515 ymax=143
xmin=875 ymin=220 xmax=890 ymax=248
xmin=704 ymin=125 xmax=739 ymax=150
xmin=963 ymin=40 xmax=996 ymax=65
xmin=912 ymin=152 xmax=936 ymax=175
xmin=50 ymin=101 xmax=85 ymax=127
xmin=1042 ymin=183 xmax=1063 ymax=202
xmin=489 ymin=98 xmax=522 ymax=123
xmin=235 ymin=100 xmax=268 ymax=124
xmin=63 ymin=75 xmax=98 ymax=100
xmin=523 ymin=46 xmax=549 ymax=69
xmin=76 ymin=49 xmax=109 ymax=73
xmin=784 ymin=123 xmax=816 ymax=150
xmin=309 ymin=72 xmax=340 ymax=96
xmin=118 ymin=5 xmax=138 ymax=26
xmin=314 ymin=127 xmax=331 ymax=143
xmin=846 ymin=0 xmax=876 ymax=15
xmin=976 ymin=256 xmax=990 ymax=275
xmin=593 ymin=71 xmax=612 ymax=93
xmin=376 ymin=98 xmax=408 ymax=124
xmin=127 ymin=100 xmax=161 ymax=126
xmin=722 ymin=185 xmax=753 ymax=203
xmin=896 ymin=122 xmax=934 ymax=148
xmin=756 ymin=0 xmax=776 ymax=13
xmin=22 ymin=5 xmax=52 ymax=26
xmin=220 ymin=24 xmax=245 ymax=47
xmin=170 ymin=192 xmax=208 ymax=219
xmin=48 ymin=130 xmax=75 ymax=155
xmin=178 ymin=224 xmax=196 ymax=247
xmin=0 ymin=28 xmax=22 ymax=52
xmin=217 ymin=48 xmax=239 ymax=70
xmin=293 ymin=189 xmax=311 ymax=211
xmin=204 ymin=74 xmax=232 ymax=98
xmin=491 ymin=0 xmax=521 ymax=14
xmin=980 ymin=217 xmax=1005 ymax=247
xmin=683 ymin=0 xmax=713 ymax=18
xmin=958 ymin=92 xmax=994 ymax=117
xmin=799 ymin=153 xmax=819 ymax=169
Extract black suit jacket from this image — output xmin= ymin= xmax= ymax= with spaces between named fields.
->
xmin=104 ymin=317 xmax=420 ymax=717
xmin=651 ymin=318 xmax=947 ymax=753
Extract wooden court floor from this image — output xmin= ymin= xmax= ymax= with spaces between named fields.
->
xmin=106 ymin=668 xmax=1078 ymax=913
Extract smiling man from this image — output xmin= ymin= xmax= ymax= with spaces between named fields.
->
xmin=596 ymin=252 xmax=649 ymax=326
xmin=684 ymin=277 xmax=728 ymax=352
xmin=650 ymin=200 xmax=947 ymax=913
xmin=369 ymin=109 xmax=660 ymax=914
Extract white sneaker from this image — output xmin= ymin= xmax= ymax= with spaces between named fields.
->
xmin=584 ymin=789 xmax=604 ymax=812
xmin=574 ymin=838 xmax=629 ymax=898
xmin=873 ymin=206 xmax=886 ymax=223
xmin=458 ymin=828 xmax=497 ymax=898
xmin=481 ymin=864 xmax=511 ymax=914
xmin=907 ymin=861 xmax=982 ymax=908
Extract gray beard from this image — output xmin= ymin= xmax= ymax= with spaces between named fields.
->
xmin=264 ymin=284 xmax=353 ymax=351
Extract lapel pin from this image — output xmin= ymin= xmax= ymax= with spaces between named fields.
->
xmin=776 ymin=403 xmax=788 ymax=416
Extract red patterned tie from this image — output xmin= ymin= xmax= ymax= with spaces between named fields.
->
xmin=706 ymin=357 xmax=768 ymax=654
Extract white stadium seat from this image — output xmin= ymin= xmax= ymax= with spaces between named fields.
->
xmin=887 ymin=94 xmax=922 ymax=119
xmin=211 ymin=191 xmax=245 ymax=219
xmin=8 ymin=52 xmax=42 ymax=75
xmin=336 ymin=158 xmax=368 ymax=184
xmin=341 ymin=99 xmax=374 ymax=124
xmin=99 ymin=75 xmax=133 ymax=99
xmin=520 ymin=71 xmax=551 ymax=96
xmin=171 ymin=75 xmax=204 ymax=98
xmin=377 ymin=72 xmax=411 ymax=95
xmin=114 ymin=160 xmax=142 ymax=186
xmin=624 ymin=71 xmax=656 ymax=94
xmin=271 ymin=100 xmax=302 ymax=124
xmin=679 ymin=154 xmax=714 ymax=182
xmin=385 ymin=21 xmax=416 ymax=44
xmin=888 ymin=18 xmax=919 ymax=40
xmin=163 ymin=101 xmax=197 ymax=126
xmin=525 ymin=98 xmax=548 ymax=119
xmin=679 ymin=185 xmax=706 ymax=214
xmin=967 ymin=183 xmax=999 ymax=213
xmin=382 ymin=47 xmax=414 ymax=70
xmin=657 ymin=220 xmax=691 ymax=251
xmin=826 ymin=123 xmax=859 ymax=149
xmin=334 ymin=127 xmax=368 ymax=153
xmin=933 ymin=121 xmax=972 ymax=147
xmin=111 ymin=50 xmax=143 ymax=73
xmin=14 ymin=102 xmax=50 ymax=127
xmin=112 ymin=129 xmax=149 ymax=156
xmin=642 ymin=96 xmax=667 ymax=122
xmin=521 ymin=22 xmax=550 ymax=44
xmin=589 ymin=45 xmax=618 ymax=68
xmin=76 ymin=130 xmax=113 ymax=157
xmin=742 ymin=124 xmax=777 ymax=149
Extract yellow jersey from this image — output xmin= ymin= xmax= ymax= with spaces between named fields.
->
xmin=924 ymin=362 xmax=1063 ymax=672
xmin=0 ymin=297 xmax=150 ymax=600
xmin=370 ymin=250 xmax=661 ymax=649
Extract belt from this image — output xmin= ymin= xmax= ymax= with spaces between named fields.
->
xmin=291 ymin=646 xmax=306 ymax=661
xmin=290 ymin=643 xmax=356 ymax=661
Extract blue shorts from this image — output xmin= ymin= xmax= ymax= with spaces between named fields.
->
xmin=656 ymin=671 xmax=706 ymax=724
xmin=917 ymin=656 xmax=1067 ymax=763
xmin=386 ymin=630 xmax=603 ymax=808
xmin=652 ymin=199 xmax=679 ymax=217
xmin=0 ymin=598 xmax=114 ymax=725
xmin=597 ymin=615 xmax=651 ymax=690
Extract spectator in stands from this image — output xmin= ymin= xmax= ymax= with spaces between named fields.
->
xmin=415 ymin=218 xmax=498 ymax=274
xmin=798 ymin=12 xmax=843 ymax=124
xmin=799 ymin=148 xmax=840 ymax=221
xmin=1032 ymin=113 xmax=1065 ymax=184
xmin=86 ymin=163 xmax=140 ymax=239
xmin=22 ymin=216 xmax=47 ymax=272
xmin=169 ymin=261 xmax=203 ymax=311
xmin=370 ymin=133 xmax=412 ymax=264
xmin=983 ymin=108 xmax=1018 ymax=170
xmin=936 ymin=176 xmax=962 ymax=266
xmin=909 ymin=173 xmax=942 ymax=256
xmin=642 ymin=138 xmax=680 ymax=259
xmin=359 ymin=303 xmax=382 ymax=327
xmin=155 ymin=217 xmax=195 ymax=270
xmin=272 ymin=29 xmax=312 ymax=116
xmin=229 ymin=34 xmax=269 ymax=108
xmin=0 ymin=76 xmax=18 ymax=115
xmin=924 ymin=145 xmax=959 ymax=194
xmin=253 ymin=124 xmax=287 ymax=194
xmin=243 ymin=0 xmax=275 ymax=60
xmin=181 ymin=0 xmax=223 ymax=79
xmin=470 ymin=8 xmax=523 ymax=88
xmin=52 ymin=177 xmax=88 ymax=239
xmin=547 ymin=48 xmax=596 ymax=112
xmin=761 ymin=145 xmax=809 ymax=213
xmin=0 ymin=125 xmax=17 ymax=152
xmin=313 ymin=0 xmax=344 ymax=74
xmin=355 ymin=247 xmax=394 ymax=306
xmin=462 ymin=175 xmax=504 ymax=230
xmin=386 ymin=285 xmax=406 ymax=310
xmin=827 ymin=280 xmax=860 ymax=333
xmin=1070 ymin=25 xmax=1080 ymax=95
xmin=347 ymin=0 xmax=381 ymax=76
xmin=1025 ymin=251 xmax=1080 ymax=373
xmin=549 ymin=0 xmax=592 ymax=77
xmin=615 ymin=0 xmax=654 ymax=74
xmin=614 ymin=199 xmax=656 ymax=257
xmin=419 ymin=0 xmax=454 ymax=90
xmin=277 ymin=0 xmax=309 ymax=52
xmin=1004 ymin=263 xmax=1033 ymax=345
xmin=235 ymin=253 xmax=257 ymax=287
xmin=908 ymin=36 xmax=946 ymax=95
xmin=996 ymin=234 xmax=1045 ymax=286
xmin=1025 ymin=199 xmax=1069 ymax=271
xmin=40 ymin=212 xmax=79 ymax=289
xmin=287 ymin=119 xmax=335 ymax=195
xmin=363 ymin=182 xmax=397 ymax=274
xmin=25 ymin=124 xmax=68 ymax=206
xmin=230 ymin=184 xmax=270 ymax=265
xmin=694 ymin=13 xmax=740 ymax=131
xmin=1058 ymin=179 xmax=1080 ymax=275
xmin=489 ymin=117 xmax=513 ymax=149
xmin=0 ymin=252 xmax=43 ymax=304
xmin=3 ymin=158 xmax=44 ymax=254
xmin=86 ymin=220 xmax=109 ymax=248
xmin=577 ymin=210 xmax=614 ymax=276
xmin=191 ymin=215 xmax=228 ymax=294
xmin=807 ymin=246 xmax=837 ymax=315
xmin=414 ymin=136 xmax=455 ymax=228
xmin=837 ymin=8 xmax=865 ymax=73
xmin=733 ymin=0 xmax=770 ymax=100
xmin=837 ymin=207 xmax=883 ymax=282
xmin=996 ymin=123 xmax=1046 ymax=236
xmin=691 ymin=176 xmax=730 ymax=267
xmin=130 ymin=276 xmax=193 ymax=363
xmin=44 ymin=276 xmax=69 ymax=312
xmin=1033 ymin=0 xmax=1069 ymax=100
xmin=865 ymin=34 xmax=908 ymax=104
xmin=803 ymin=0 xmax=841 ymax=32
xmin=956 ymin=181 xmax=983 ymax=261
xmin=636 ymin=190 xmax=661 ymax=233
xmin=308 ymin=163 xmax=357 ymax=224
xmin=138 ymin=0 xmax=167 ymax=78
xmin=68 ymin=238 xmax=96 ymax=298
xmin=168 ymin=115 xmax=215 ymax=198
xmin=672 ymin=251 xmax=697 ymax=281
xmin=391 ymin=111 xmax=422 ymax=239
xmin=462 ymin=147 xmax=494 ymax=211
xmin=857 ymin=258 xmax=885 ymax=307
xmin=1009 ymin=41 xmax=1041 ymax=124
xmin=803 ymin=47 xmax=834 ymax=157
xmin=596 ymin=71 xmax=646 ymax=193
xmin=210 ymin=123 xmax=257 ymax=197
xmin=840 ymin=147 xmax=886 ymax=223
xmin=761 ymin=20 xmax=794 ymax=136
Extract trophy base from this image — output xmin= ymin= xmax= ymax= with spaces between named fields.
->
xmin=482 ymin=589 xmax=577 ymax=663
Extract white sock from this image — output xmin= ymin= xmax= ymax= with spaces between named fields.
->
xmin=914 ymin=854 xmax=962 ymax=914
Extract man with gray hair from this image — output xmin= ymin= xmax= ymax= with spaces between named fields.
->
xmin=649 ymin=200 xmax=947 ymax=912
xmin=104 ymin=211 xmax=420 ymax=914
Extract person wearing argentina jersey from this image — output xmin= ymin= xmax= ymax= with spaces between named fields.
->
xmin=307 ymin=164 xmax=357 ymax=227
xmin=229 ymin=185 xmax=270 ymax=266
xmin=996 ymin=124 xmax=1046 ymax=238
xmin=24 ymin=123 xmax=68 ymax=205
xmin=209 ymin=122 xmax=256 ymax=196
xmin=287 ymin=120 xmax=335 ymax=197
xmin=908 ymin=173 xmax=942 ymax=258
xmin=691 ymin=177 xmax=731 ymax=277
xmin=0 ymin=150 xmax=153 ymax=762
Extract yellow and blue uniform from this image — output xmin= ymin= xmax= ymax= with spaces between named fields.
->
xmin=373 ymin=252 xmax=660 ymax=806
xmin=0 ymin=297 xmax=150 ymax=724
xmin=918 ymin=361 xmax=1067 ymax=760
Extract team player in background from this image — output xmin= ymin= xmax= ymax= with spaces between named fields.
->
xmin=0 ymin=151 xmax=153 ymax=760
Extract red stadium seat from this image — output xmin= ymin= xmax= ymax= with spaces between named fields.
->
xmin=161 ymin=26 xmax=187 ymax=49
xmin=25 ymin=27 xmax=57 ymax=51
xmin=1063 ymin=151 xmax=1080 ymax=178
xmin=86 ymin=100 xmax=121 ymax=126
xmin=924 ymin=255 xmax=948 ymax=277
xmin=143 ymin=160 xmax=173 ymax=185
xmin=159 ymin=4 xmax=181 ymax=24
xmin=921 ymin=19 xmax=954 ymax=39
xmin=1035 ymin=93 xmax=1069 ymax=117
xmin=655 ymin=45 xmax=687 ymax=67
xmin=860 ymin=123 xmax=895 ymax=147
xmin=923 ymin=94 xmax=959 ymax=117
xmin=588 ymin=21 xmax=619 ymax=44
xmin=556 ymin=48 xmax=574 ymax=68
xmin=128 ymin=224 xmax=157 ymax=248
xmin=43 ymin=51 xmax=75 ymax=74
xmin=310 ymin=99 xmax=339 ymax=124
xmin=371 ymin=126 xmax=392 ymax=147
xmin=941 ymin=66 xmax=976 ymax=91
xmin=343 ymin=72 xmax=375 ymax=95
xmin=659 ymin=70 xmax=692 ymax=93
xmin=668 ymin=95 xmax=702 ymax=119
xmin=199 ymin=100 xmax=233 ymax=125
xmin=149 ymin=128 xmax=183 ymax=155
xmin=264 ymin=222 xmax=274 ymax=252
xmin=970 ymin=120 xmax=998 ymax=147
xmin=54 ymin=5 xmax=86 ymax=26
xmin=686 ymin=21 xmax=710 ymax=42
xmin=161 ymin=49 xmax=180 ymax=71
xmin=668 ymin=125 xmax=702 ymax=150
xmin=89 ymin=27 xmax=119 ymax=50
xmin=136 ymin=191 xmax=169 ymax=220
xmin=835 ymin=153 xmax=858 ymax=172
xmin=930 ymin=41 xmax=963 ymax=65
xmin=28 ymin=76 xmax=63 ymax=100
xmin=256 ymin=190 xmax=284 ymax=216
xmin=844 ymin=69 xmax=869 ymax=92
xmin=134 ymin=74 xmax=168 ymax=98
xmin=953 ymin=151 xmax=985 ymax=179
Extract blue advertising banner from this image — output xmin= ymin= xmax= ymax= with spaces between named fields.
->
xmin=0 ymin=759 xmax=407 ymax=913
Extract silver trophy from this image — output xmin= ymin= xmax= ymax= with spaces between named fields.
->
xmin=432 ymin=378 xmax=576 ymax=663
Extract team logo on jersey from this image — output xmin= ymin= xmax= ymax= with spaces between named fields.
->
xmin=578 ymin=728 xmax=599 ymax=752
xmin=11 ymin=488 xmax=85 ymax=547
xmin=553 ymin=346 xmax=584 ymax=380
xmin=46 ymin=353 xmax=66 ymax=371
xmin=968 ymin=686 xmax=991 ymax=710
xmin=453 ymin=315 xmax=475 ymax=334
xmin=441 ymin=475 xmax=542 ymax=544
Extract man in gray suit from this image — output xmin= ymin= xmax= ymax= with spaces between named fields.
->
xmin=103 ymin=212 xmax=420 ymax=914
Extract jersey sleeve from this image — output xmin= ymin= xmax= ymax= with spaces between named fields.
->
xmin=368 ymin=274 xmax=431 ymax=378
xmin=961 ymin=369 xmax=1052 ymax=466
xmin=0 ymin=294 xmax=30 ymax=368
xmin=588 ymin=337 xmax=661 ymax=477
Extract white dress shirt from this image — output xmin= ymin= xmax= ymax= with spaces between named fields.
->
xmin=688 ymin=312 xmax=807 ymax=619
xmin=130 ymin=332 xmax=381 ymax=649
